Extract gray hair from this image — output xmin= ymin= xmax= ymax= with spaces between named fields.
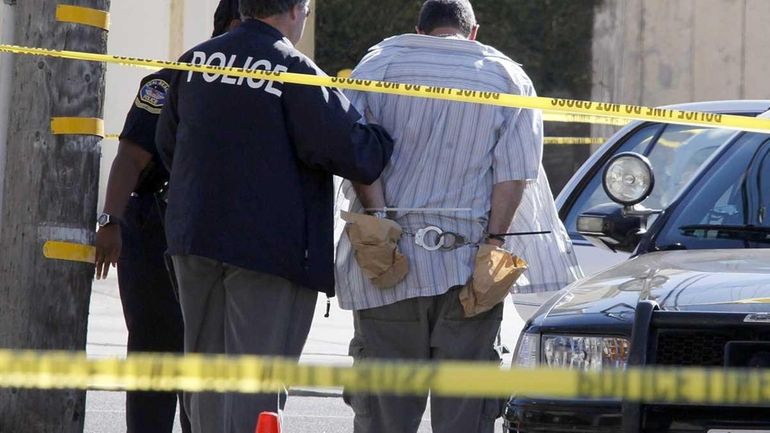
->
xmin=240 ymin=0 xmax=306 ymax=19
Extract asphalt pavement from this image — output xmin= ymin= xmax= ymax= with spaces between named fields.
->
xmin=84 ymin=271 xmax=533 ymax=432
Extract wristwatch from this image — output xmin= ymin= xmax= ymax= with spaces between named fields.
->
xmin=97 ymin=212 xmax=118 ymax=227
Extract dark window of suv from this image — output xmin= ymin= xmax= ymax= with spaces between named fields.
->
xmin=563 ymin=124 xmax=735 ymax=241
xmin=653 ymin=133 xmax=770 ymax=250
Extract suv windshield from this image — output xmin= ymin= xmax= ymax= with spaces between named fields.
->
xmin=654 ymin=132 xmax=770 ymax=249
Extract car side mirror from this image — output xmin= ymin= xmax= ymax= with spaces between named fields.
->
xmin=577 ymin=203 xmax=648 ymax=253
xmin=577 ymin=152 xmax=664 ymax=252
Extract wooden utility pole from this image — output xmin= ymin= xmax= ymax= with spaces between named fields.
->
xmin=0 ymin=0 xmax=110 ymax=431
xmin=169 ymin=0 xmax=186 ymax=59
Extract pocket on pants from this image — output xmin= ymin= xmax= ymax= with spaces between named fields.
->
xmin=482 ymin=347 xmax=506 ymax=420
xmin=440 ymin=287 xmax=504 ymax=322
xmin=343 ymin=338 xmax=371 ymax=417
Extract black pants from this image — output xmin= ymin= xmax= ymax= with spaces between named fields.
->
xmin=117 ymin=194 xmax=191 ymax=433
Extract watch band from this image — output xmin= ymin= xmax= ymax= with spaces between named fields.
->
xmin=97 ymin=212 xmax=119 ymax=227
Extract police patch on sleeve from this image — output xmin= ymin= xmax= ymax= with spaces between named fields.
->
xmin=134 ymin=78 xmax=170 ymax=114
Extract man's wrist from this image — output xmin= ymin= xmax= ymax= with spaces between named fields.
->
xmin=484 ymin=233 xmax=506 ymax=243
xmin=367 ymin=210 xmax=387 ymax=219
xmin=97 ymin=212 xmax=121 ymax=228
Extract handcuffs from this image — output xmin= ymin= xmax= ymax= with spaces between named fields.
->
xmin=412 ymin=226 xmax=474 ymax=251
xmin=367 ymin=209 xmax=476 ymax=252
xmin=365 ymin=208 xmax=548 ymax=252
xmin=410 ymin=225 xmax=552 ymax=251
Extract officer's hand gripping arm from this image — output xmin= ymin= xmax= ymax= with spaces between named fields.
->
xmin=282 ymin=62 xmax=394 ymax=184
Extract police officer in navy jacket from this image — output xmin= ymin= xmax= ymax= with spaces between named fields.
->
xmin=155 ymin=1 xmax=394 ymax=432
xmin=93 ymin=2 xmax=241 ymax=432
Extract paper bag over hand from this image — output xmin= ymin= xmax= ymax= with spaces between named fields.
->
xmin=342 ymin=211 xmax=409 ymax=289
xmin=459 ymin=244 xmax=527 ymax=318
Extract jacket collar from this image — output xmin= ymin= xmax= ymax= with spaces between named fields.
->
xmin=239 ymin=18 xmax=287 ymax=41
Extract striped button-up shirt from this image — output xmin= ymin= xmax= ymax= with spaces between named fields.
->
xmin=334 ymin=34 xmax=582 ymax=310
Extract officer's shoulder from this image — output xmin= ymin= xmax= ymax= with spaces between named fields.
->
xmin=134 ymin=70 xmax=172 ymax=115
xmin=275 ymin=39 xmax=324 ymax=75
xmin=140 ymin=69 xmax=173 ymax=86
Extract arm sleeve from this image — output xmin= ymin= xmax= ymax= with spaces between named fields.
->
xmin=493 ymin=80 xmax=543 ymax=184
xmin=155 ymin=70 xmax=181 ymax=171
xmin=120 ymin=72 xmax=171 ymax=159
xmin=282 ymin=57 xmax=394 ymax=184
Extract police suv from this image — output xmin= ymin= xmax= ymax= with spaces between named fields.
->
xmin=506 ymin=102 xmax=770 ymax=433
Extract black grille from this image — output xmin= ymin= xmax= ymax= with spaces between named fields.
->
xmin=654 ymin=331 xmax=731 ymax=366
xmin=653 ymin=328 xmax=770 ymax=366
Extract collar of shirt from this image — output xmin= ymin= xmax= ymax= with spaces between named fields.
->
xmin=371 ymin=34 xmax=519 ymax=65
xmin=238 ymin=18 xmax=292 ymax=45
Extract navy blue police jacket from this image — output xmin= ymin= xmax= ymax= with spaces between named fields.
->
xmin=155 ymin=19 xmax=393 ymax=295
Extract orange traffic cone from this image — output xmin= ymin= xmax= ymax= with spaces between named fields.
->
xmin=255 ymin=411 xmax=281 ymax=433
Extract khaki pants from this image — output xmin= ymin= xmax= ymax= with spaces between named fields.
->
xmin=172 ymin=255 xmax=318 ymax=433
xmin=345 ymin=287 xmax=504 ymax=433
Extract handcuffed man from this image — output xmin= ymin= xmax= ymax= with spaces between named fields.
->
xmin=336 ymin=1 xmax=582 ymax=432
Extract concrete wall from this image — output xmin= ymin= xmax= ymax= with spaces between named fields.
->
xmin=0 ymin=2 xmax=15 ymax=228
xmin=592 ymin=0 xmax=770 ymax=138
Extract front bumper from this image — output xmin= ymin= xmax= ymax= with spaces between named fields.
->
xmin=504 ymin=397 xmax=770 ymax=433
xmin=503 ymin=397 xmax=621 ymax=433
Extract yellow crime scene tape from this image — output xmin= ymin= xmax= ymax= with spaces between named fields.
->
xmin=2 ymin=43 xmax=770 ymax=133
xmin=100 ymin=133 xmax=601 ymax=146
xmin=55 ymin=5 xmax=110 ymax=31
xmin=1 ymin=349 xmax=769 ymax=405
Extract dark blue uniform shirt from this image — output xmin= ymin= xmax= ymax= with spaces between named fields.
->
xmin=156 ymin=19 xmax=393 ymax=295
xmin=120 ymin=70 xmax=173 ymax=192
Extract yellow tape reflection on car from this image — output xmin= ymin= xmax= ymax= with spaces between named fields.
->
xmin=542 ymin=112 xmax=631 ymax=126
xmin=2 ymin=43 xmax=770 ymax=133
xmin=55 ymin=5 xmax=110 ymax=31
xmin=43 ymin=241 xmax=95 ymax=264
xmin=0 ymin=350 xmax=769 ymax=405
xmin=736 ymin=297 xmax=770 ymax=304
xmin=543 ymin=137 xmax=604 ymax=145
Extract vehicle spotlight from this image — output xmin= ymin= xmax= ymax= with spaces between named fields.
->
xmin=602 ymin=152 xmax=655 ymax=206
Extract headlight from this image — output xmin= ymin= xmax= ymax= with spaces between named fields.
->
xmin=602 ymin=152 xmax=654 ymax=206
xmin=542 ymin=335 xmax=629 ymax=371
xmin=512 ymin=332 xmax=540 ymax=368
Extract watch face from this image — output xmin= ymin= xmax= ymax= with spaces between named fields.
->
xmin=97 ymin=213 xmax=110 ymax=226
